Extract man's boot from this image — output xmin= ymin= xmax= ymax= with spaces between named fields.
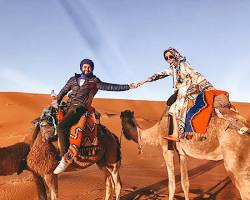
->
xmin=53 ymin=145 xmax=78 ymax=174
xmin=53 ymin=156 xmax=69 ymax=174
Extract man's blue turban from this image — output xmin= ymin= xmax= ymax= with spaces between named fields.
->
xmin=80 ymin=59 xmax=94 ymax=71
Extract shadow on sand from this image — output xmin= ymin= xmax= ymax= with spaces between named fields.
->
xmin=120 ymin=161 xmax=229 ymax=200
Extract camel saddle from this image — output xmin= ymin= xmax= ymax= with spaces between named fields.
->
xmin=69 ymin=107 xmax=103 ymax=157
xmin=56 ymin=106 xmax=104 ymax=159
xmin=183 ymin=90 xmax=232 ymax=140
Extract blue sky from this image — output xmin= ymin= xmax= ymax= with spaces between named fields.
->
xmin=0 ymin=0 xmax=250 ymax=102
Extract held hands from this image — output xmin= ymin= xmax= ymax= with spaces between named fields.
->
xmin=129 ymin=81 xmax=147 ymax=89
xmin=129 ymin=83 xmax=140 ymax=89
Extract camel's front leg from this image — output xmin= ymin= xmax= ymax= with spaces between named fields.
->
xmin=99 ymin=166 xmax=113 ymax=200
xmin=102 ymin=162 xmax=122 ymax=200
xmin=43 ymin=174 xmax=58 ymax=200
xmin=179 ymin=154 xmax=189 ymax=200
xmin=33 ymin=173 xmax=48 ymax=200
xmin=105 ymin=175 xmax=113 ymax=200
xmin=108 ymin=162 xmax=122 ymax=200
xmin=162 ymin=145 xmax=175 ymax=200
xmin=223 ymin=157 xmax=250 ymax=200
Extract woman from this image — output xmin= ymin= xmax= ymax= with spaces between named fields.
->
xmin=131 ymin=48 xmax=214 ymax=141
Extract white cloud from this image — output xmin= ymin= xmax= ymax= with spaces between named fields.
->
xmin=0 ymin=67 xmax=51 ymax=94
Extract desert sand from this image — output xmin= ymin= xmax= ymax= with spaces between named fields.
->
xmin=0 ymin=92 xmax=249 ymax=200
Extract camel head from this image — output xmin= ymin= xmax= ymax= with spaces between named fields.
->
xmin=120 ymin=110 xmax=139 ymax=143
xmin=223 ymin=111 xmax=250 ymax=136
xmin=38 ymin=108 xmax=57 ymax=142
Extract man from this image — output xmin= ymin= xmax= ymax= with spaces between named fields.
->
xmin=131 ymin=48 xmax=214 ymax=142
xmin=54 ymin=58 xmax=131 ymax=174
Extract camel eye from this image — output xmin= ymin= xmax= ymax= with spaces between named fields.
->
xmin=40 ymin=124 xmax=47 ymax=128
xmin=40 ymin=121 xmax=50 ymax=128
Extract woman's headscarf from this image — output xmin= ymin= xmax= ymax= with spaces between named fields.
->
xmin=163 ymin=47 xmax=186 ymax=63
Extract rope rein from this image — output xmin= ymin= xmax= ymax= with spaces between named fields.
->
xmin=136 ymin=126 xmax=143 ymax=154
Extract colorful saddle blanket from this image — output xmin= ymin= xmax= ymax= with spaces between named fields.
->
xmin=183 ymin=90 xmax=229 ymax=140
xmin=69 ymin=110 xmax=99 ymax=156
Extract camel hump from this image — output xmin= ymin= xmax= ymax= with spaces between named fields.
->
xmin=98 ymin=124 xmax=121 ymax=147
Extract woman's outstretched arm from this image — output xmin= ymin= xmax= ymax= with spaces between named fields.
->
xmin=130 ymin=68 xmax=172 ymax=89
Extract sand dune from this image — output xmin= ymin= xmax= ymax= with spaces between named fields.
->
xmin=0 ymin=92 xmax=249 ymax=200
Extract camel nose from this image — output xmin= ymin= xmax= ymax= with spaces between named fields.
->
xmin=238 ymin=126 xmax=250 ymax=135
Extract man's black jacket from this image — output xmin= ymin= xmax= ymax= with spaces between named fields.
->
xmin=57 ymin=73 xmax=129 ymax=108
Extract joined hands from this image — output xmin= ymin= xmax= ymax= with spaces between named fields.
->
xmin=129 ymin=80 xmax=147 ymax=89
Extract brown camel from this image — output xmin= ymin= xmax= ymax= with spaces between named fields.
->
xmin=0 ymin=142 xmax=30 ymax=176
xmin=120 ymin=107 xmax=250 ymax=200
xmin=26 ymin=108 xmax=122 ymax=200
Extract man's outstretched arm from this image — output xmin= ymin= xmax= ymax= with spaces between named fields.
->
xmin=97 ymin=81 xmax=130 ymax=91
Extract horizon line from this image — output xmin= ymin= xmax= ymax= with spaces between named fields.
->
xmin=1 ymin=91 xmax=250 ymax=104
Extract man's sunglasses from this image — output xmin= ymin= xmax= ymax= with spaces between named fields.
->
xmin=165 ymin=55 xmax=174 ymax=61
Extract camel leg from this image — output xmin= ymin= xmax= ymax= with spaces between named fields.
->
xmin=162 ymin=145 xmax=175 ymax=200
xmin=235 ymin=177 xmax=250 ymax=200
xmin=33 ymin=172 xmax=48 ymax=200
xmin=99 ymin=166 xmax=113 ymax=200
xmin=220 ymin=137 xmax=250 ymax=200
xmin=179 ymin=154 xmax=189 ymax=200
xmin=107 ymin=162 xmax=122 ymax=200
xmin=106 ymin=175 xmax=114 ymax=200
xmin=223 ymin=162 xmax=250 ymax=200
xmin=43 ymin=174 xmax=58 ymax=200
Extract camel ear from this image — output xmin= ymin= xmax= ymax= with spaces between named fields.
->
xmin=132 ymin=111 xmax=134 ymax=116
xmin=32 ymin=118 xmax=40 ymax=125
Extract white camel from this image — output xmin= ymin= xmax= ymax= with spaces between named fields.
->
xmin=120 ymin=106 xmax=250 ymax=200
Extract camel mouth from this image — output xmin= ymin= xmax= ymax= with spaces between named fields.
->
xmin=121 ymin=128 xmax=133 ymax=140
xmin=246 ymin=128 xmax=250 ymax=136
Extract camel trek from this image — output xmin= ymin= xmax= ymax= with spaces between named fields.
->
xmin=120 ymin=102 xmax=250 ymax=200
xmin=0 ymin=106 xmax=122 ymax=200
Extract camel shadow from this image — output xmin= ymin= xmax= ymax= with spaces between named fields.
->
xmin=192 ymin=176 xmax=231 ymax=200
xmin=120 ymin=161 xmax=229 ymax=200
xmin=121 ymin=177 xmax=231 ymax=200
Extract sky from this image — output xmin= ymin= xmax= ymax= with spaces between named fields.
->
xmin=0 ymin=0 xmax=250 ymax=102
